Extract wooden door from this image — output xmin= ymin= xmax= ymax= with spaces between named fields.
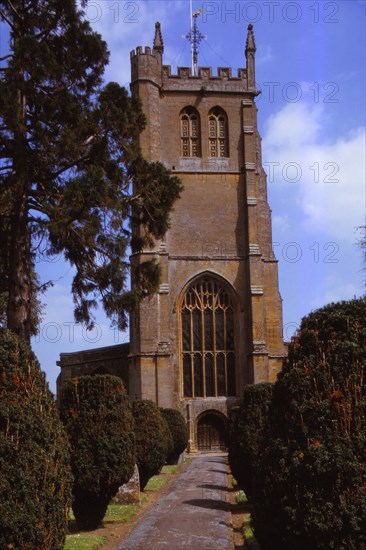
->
xmin=197 ymin=414 xmax=226 ymax=451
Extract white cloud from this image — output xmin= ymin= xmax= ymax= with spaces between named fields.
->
xmin=309 ymin=273 xmax=360 ymax=310
xmin=257 ymin=44 xmax=273 ymax=66
xmin=264 ymin=101 xmax=323 ymax=147
xmin=273 ymin=214 xmax=290 ymax=233
xmin=263 ymin=101 xmax=366 ymax=241
xmin=87 ymin=0 xmax=188 ymax=86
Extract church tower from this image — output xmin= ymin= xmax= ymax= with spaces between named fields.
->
xmin=129 ymin=23 xmax=286 ymax=451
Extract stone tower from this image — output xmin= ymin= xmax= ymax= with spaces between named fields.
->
xmin=128 ymin=23 xmax=285 ymax=451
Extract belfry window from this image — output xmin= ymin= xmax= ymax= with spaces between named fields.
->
xmin=180 ymin=107 xmax=201 ymax=157
xmin=181 ymin=277 xmax=236 ymax=398
xmin=208 ymin=107 xmax=228 ymax=157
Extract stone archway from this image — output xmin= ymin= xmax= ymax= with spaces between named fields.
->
xmin=196 ymin=411 xmax=227 ymax=451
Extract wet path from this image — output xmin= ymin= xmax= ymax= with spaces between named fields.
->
xmin=115 ymin=454 xmax=233 ymax=550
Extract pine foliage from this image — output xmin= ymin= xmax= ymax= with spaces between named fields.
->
xmin=0 ymin=0 xmax=182 ymax=339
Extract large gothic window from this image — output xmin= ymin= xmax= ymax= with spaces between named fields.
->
xmin=208 ymin=107 xmax=228 ymax=157
xmin=181 ymin=277 xmax=236 ymax=398
xmin=180 ymin=107 xmax=201 ymax=157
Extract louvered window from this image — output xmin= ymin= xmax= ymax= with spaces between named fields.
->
xmin=180 ymin=107 xmax=201 ymax=157
xmin=208 ymin=107 xmax=228 ymax=157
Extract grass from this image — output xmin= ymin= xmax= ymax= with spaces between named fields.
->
xmin=64 ymin=462 xmax=185 ymax=549
xmin=103 ymin=497 xmax=147 ymax=524
xmin=235 ymin=489 xmax=248 ymax=504
xmin=242 ymin=516 xmax=258 ymax=549
xmin=144 ymin=465 xmax=181 ymax=491
xmin=64 ymin=535 xmax=107 ymax=550
xmin=231 ymin=478 xmax=259 ymax=549
xmin=160 ymin=464 xmax=180 ymax=474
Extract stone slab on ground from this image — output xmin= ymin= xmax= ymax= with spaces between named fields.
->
xmin=115 ymin=454 xmax=233 ymax=550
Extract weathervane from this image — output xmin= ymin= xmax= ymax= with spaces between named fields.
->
xmin=185 ymin=2 xmax=205 ymax=76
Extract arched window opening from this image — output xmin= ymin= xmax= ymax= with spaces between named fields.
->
xmin=180 ymin=107 xmax=201 ymax=157
xmin=181 ymin=277 xmax=236 ymax=398
xmin=208 ymin=107 xmax=228 ymax=157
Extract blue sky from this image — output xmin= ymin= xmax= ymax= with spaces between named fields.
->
xmin=2 ymin=1 xmax=365 ymax=392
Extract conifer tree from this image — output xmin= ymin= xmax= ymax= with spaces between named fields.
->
xmin=0 ymin=329 xmax=72 ymax=549
xmin=0 ymin=0 xmax=182 ymax=341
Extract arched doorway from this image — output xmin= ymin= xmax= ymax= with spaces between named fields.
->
xmin=196 ymin=412 xmax=227 ymax=451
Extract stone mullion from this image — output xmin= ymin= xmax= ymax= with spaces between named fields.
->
xmin=224 ymin=308 xmax=228 ymax=396
xmin=213 ymin=303 xmax=218 ymax=398
xmin=189 ymin=308 xmax=194 ymax=398
xmin=201 ymin=305 xmax=206 ymax=398
xmin=189 ymin=116 xmax=193 ymax=157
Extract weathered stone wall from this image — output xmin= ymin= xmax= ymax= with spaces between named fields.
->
xmin=56 ymin=343 xmax=130 ymax=398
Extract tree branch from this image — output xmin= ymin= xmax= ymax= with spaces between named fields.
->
xmin=51 ymin=154 xmax=91 ymax=179
xmin=6 ymin=1 xmax=22 ymax=22
xmin=0 ymin=54 xmax=13 ymax=62
xmin=0 ymin=9 xmax=15 ymax=31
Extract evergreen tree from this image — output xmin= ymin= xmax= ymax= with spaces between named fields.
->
xmin=227 ymin=383 xmax=273 ymax=500
xmin=0 ymin=0 xmax=182 ymax=341
xmin=132 ymin=400 xmax=172 ymax=490
xmin=60 ymin=375 xmax=135 ymax=530
xmin=160 ymin=407 xmax=188 ymax=464
xmin=0 ymin=329 xmax=72 ymax=549
xmin=251 ymin=298 xmax=366 ymax=550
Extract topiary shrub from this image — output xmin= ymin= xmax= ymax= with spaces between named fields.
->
xmin=132 ymin=400 xmax=173 ymax=490
xmin=251 ymin=298 xmax=366 ymax=550
xmin=60 ymin=375 xmax=135 ymax=530
xmin=160 ymin=407 xmax=188 ymax=464
xmin=0 ymin=329 xmax=72 ymax=550
xmin=227 ymin=383 xmax=273 ymax=500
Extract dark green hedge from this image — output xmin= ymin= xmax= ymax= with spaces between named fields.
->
xmin=132 ymin=400 xmax=173 ymax=490
xmin=60 ymin=375 xmax=135 ymax=530
xmin=0 ymin=330 xmax=72 ymax=549
xmin=251 ymin=298 xmax=366 ymax=550
xmin=161 ymin=407 xmax=188 ymax=464
xmin=227 ymin=383 xmax=273 ymax=500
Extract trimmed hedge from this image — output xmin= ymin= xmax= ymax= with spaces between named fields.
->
xmin=132 ymin=400 xmax=173 ymax=490
xmin=227 ymin=383 xmax=273 ymax=500
xmin=251 ymin=298 xmax=366 ymax=550
xmin=0 ymin=329 xmax=72 ymax=549
xmin=60 ymin=375 xmax=135 ymax=530
xmin=161 ymin=407 xmax=188 ymax=464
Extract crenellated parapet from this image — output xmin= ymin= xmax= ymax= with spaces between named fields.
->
xmin=160 ymin=65 xmax=248 ymax=93
xmin=130 ymin=46 xmax=163 ymax=86
xmin=131 ymin=22 xmax=257 ymax=94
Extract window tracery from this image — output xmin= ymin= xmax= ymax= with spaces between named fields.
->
xmin=180 ymin=107 xmax=201 ymax=157
xmin=181 ymin=277 xmax=236 ymax=398
xmin=208 ymin=107 xmax=228 ymax=157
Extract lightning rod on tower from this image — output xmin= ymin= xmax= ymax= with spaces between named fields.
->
xmin=186 ymin=2 xmax=205 ymax=76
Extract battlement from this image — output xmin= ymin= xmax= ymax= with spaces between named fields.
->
xmin=130 ymin=46 xmax=156 ymax=59
xmin=130 ymin=45 xmax=163 ymax=85
xmin=161 ymin=65 xmax=248 ymax=93
xmin=163 ymin=65 xmax=247 ymax=80
xmin=130 ymin=22 xmax=255 ymax=92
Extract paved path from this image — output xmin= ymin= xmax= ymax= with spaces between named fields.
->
xmin=115 ymin=454 xmax=233 ymax=550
